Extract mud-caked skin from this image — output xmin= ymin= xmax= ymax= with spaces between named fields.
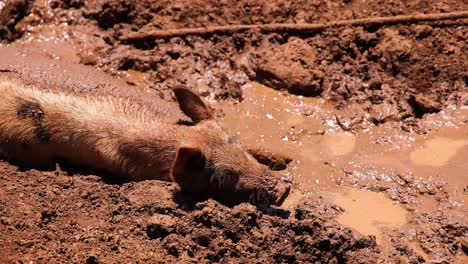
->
xmin=0 ymin=77 xmax=289 ymax=205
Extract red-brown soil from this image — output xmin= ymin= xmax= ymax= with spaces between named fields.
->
xmin=0 ymin=0 xmax=467 ymax=263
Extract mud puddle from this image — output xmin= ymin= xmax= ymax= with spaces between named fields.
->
xmin=216 ymin=82 xmax=340 ymax=190
xmin=410 ymin=136 xmax=468 ymax=167
xmin=329 ymin=188 xmax=407 ymax=244
xmin=216 ymin=82 xmax=468 ymax=244
xmin=345 ymin=122 xmax=468 ymax=209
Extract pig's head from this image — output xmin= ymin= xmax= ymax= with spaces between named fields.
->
xmin=170 ymin=87 xmax=290 ymax=206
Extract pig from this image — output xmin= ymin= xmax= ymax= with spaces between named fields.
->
xmin=0 ymin=77 xmax=290 ymax=205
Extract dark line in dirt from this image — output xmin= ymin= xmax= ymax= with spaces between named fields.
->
xmin=121 ymin=11 xmax=468 ymax=42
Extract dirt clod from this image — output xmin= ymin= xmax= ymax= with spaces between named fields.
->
xmin=0 ymin=0 xmax=30 ymax=41
xmin=146 ymin=214 xmax=177 ymax=239
xmin=413 ymin=25 xmax=433 ymax=39
xmin=86 ymin=255 xmax=99 ymax=264
xmin=255 ymin=38 xmax=325 ymax=96
xmin=411 ymin=94 xmax=443 ymax=115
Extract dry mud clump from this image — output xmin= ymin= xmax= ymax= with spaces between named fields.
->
xmin=0 ymin=163 xmax=387 ymax=263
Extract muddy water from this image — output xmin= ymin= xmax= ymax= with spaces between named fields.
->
xmin=346 ymin=124 xmax=468 ymax=205
xmin=216 ymin=82 xmax=468 ymax=243
xmin=322 ymin=132 xmax=356 ymax=156
xmin=410 ymin=136 xmax=468 ymax=167
xmin=329 ymin=188 xmax=407 ymax=243
xmin=216 ymin=82 xmax=339 ymax=190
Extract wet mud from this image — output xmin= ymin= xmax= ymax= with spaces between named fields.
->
xmin=0 ymin=0 xmax=467 ymax=263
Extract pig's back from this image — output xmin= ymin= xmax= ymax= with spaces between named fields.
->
xmin=0 ymin=46 xmax=187 ymax=123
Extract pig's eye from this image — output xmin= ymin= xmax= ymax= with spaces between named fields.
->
xmin=227 ymin=136 xmax=238 ymax=144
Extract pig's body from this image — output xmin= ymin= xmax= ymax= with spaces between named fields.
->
xmin=0 ymin=77 xmax=289 ymax=205
xmin=0 ymin=77 xmax=178 ymax=181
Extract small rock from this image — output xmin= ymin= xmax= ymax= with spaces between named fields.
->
xmin=376 ymin=28 xmax=412 ymax=61
xmin=232 ymin=203 xmax=258 ymax=218
xmin=413 ymin=25 xmax=433 ymax=39
xmin=40 ymin=209 xmax=56 ymax=223
xmin=355 ymin=32 xmax=378 ymax=48
xmin=86 ymin=255 xmax=99 ymax=264
xmin=411 ymin=94 xmax=442 ymax=115
xmin=95 ymin=1 xmax=133 ymax=29
xmin=146 ymin=214 xmax=177 ymax=239
xmin=368 ymin=78 xmax=382 ymax=90
xmin=232 ymin=203 xmax=259 ymax=227
xmin=192 ymin=229 xmax=211 ymax=247
xmin=439 ymin=228 xmax=447 ymax=237
xmin=255 ymin=38 xmax=324 ymax=96
xmin=162 ymin=234 xmax=182 ymax=257
xmin=460 ymin=237 xmax=468 ymax=255
xmin=369 ymin=103 xmax=399 ymax=124
xmin=80 ymin=53 xmax=98 ymax=66
xmin=0 ymin=0 xmax=30 ymax=41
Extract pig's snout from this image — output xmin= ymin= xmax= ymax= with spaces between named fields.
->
xmin=260 ymin=171 xmax=291 ymax=206
xmin=272 ymin=181 xmax=290 ymax=206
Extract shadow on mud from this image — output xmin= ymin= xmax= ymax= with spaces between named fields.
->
xmin=7 ymin=159 xmax=129 ymax=185
xmin=172 ymin=190 xmax=291 ymax=218
xmin=7 ymin=158 xmax=291 ymax=215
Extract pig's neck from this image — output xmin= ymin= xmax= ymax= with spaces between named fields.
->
xmin=103 ymin=119 xmax=205 ymax=182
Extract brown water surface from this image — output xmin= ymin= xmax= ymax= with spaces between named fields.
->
xmin=410 ymin=136 xmax=468 ymax=167
xmin=216 ymin=82 xmax=468 ymax=244
xmin=329 ymin=188 xmax=407 ymax=244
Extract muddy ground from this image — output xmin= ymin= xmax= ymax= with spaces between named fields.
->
xmin=0 ymin=0 xmax=467 ymax=263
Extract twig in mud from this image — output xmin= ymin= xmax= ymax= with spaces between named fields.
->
xmin=335 ymin=115 xmax=364 ymax=132
xmin=121 ymin=11 xmax=468 ymax=42
xmin=335 ymin=115 xmax=352 ymax=132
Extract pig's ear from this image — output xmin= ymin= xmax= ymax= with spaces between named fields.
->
xmin=170 ymin=146 xmax=209 ymax=192
xmin=173 ymin=87 xmax=214 ymax=123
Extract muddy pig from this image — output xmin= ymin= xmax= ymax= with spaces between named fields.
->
xmin=0 ymin=77 xmax=290 ymax=205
